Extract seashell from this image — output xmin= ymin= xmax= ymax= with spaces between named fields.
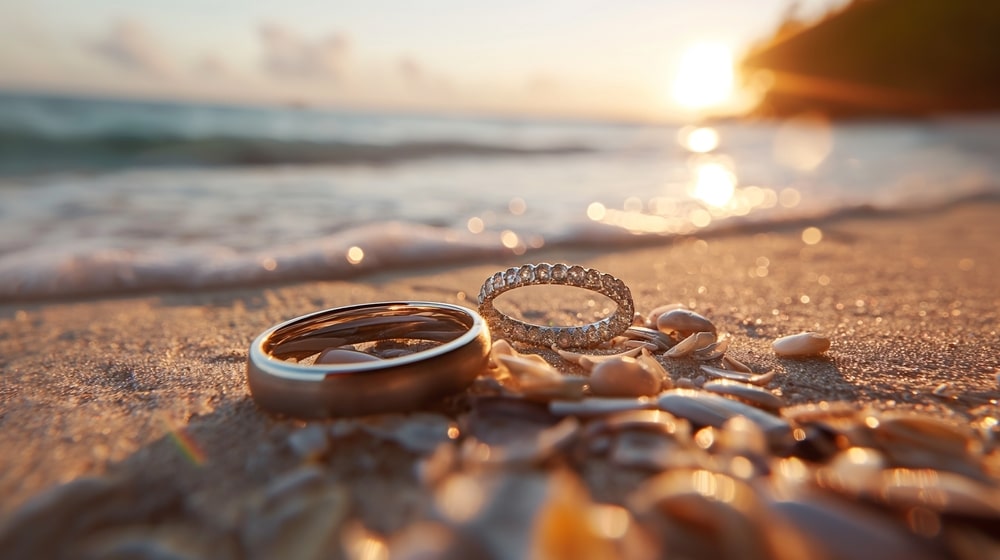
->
xmin=581 ymin=409 xmax=689 ymax=440
xmin=780 ymin=401 xmax=859 ymax=423
xmin=529 ymin=471 xmax=635 ymax=560
xmin=702 ymin=379 xmax=785 ymax=411
xmin=621 ymin=340 xmax=662 ymax=352
xmin=609 ymin=431 xmax=686 ymax=470
xmin=518 ymin=377 xmax=589 ymax=401
xmin=657 ymin=389 xmax=790 ymax=444
xmin=656 ymin=309 xmax=716 ymax=336
xmin=723 ymin=354 xmax=754 ymax=373
xmin=766 ymin=495 xmax=945 ymax=560
xmin=549 ymin=397 xmax=656 ymax=417
xmin=495 ymin=353 xmax=562 ymax=384
xmin=700 ymin=364 xmax=753 ymax=383
xmin=870 ymin=412 xmax=980 ymax=457
xmin=553 ymin=345 xmax=643 ymax=371
xmin=241 ymin=467 xmax=349 ymax=560
xmin=462 ymin=417 xmax=579 ymax=466
xmin=692 ymin=335 xmax=730 ymax=360
xmin=665 ymin=331 xmax=716 ymax=358
xmin=621 ymin=326 xmax=675 ymax=352
xmin=356 ymin=412 xmax=459 ymax=455
xmin=286 ymin=424 xmax=330 ymax=460
xmin=589 ymin=356 xmax=662 ymax=398
xmin=636 ymin=349 xmax=673 ymax=390
xmin=772 ymin=332 xmax=831 ymax=357
xmin=717 ymin=416 xmax=770 ymax=457
xmin=865 ymin=412 xmax=989 ymax=481
xmin=645 ymin=303 xmax=688 ymax=327
xmin=630 ymin=469 xmax=771 ymax=560
xmin=0 ymin=476 xmax=179 ymax=560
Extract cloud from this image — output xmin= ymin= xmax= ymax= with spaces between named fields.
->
xmin=258 ymin=23 xmax=349 ymax=80
xmin=90 ymin=19 xmax=172 ymax=75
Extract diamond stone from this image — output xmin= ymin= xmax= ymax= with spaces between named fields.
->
xmin=518 ymin=264 xmax=534 ymax=283
xmin=505 ymin=267 xmax=520 ymax=286
xmin=551 ymin=264 xmax=568 ymax=281
xmin=567 ymin=265 xmax=585 ymax=286
xmin=556 ymin=330 xmax=572 ymax=348
xmin=535 ymin=263 xmax=552 ymax=282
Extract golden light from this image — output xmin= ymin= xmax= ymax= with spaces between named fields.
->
xmin=678 ymin=126 xmax=720 ymax=153
xmin=467 ymin=216 xmax=485 ymax=233
xmin=346 ymin=246 xmax=365 ymax=264
xmin=691 ymin=161 xmax=736 ymax=207
xmin=671 ymin=43 xmax=735 ymax=109
xmin=801 ymin=227 xmax=823 ymax=245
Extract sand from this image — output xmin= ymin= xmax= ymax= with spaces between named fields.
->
xmin=1 ymin=200 xmax=998 ymax=554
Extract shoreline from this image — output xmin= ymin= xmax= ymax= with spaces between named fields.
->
xmin=1 ymin=199 xmax=998 ymax=554
xmin=3 ymin=190 xmax=999 ymax=305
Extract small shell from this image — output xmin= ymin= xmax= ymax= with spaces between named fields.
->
xmin=495 ymin=354 xmax=562 ymax=383
xmin=657 ymin=389 xmax=790 ymax=441
xmin=700 ymin=364 xmax=776 ymax=386
xmin=636 ymin=350 xmax=673 ymax=390
xmin=553 ymin=345 xmax=643 ymax=371
xmin=656 ymin=309 xmax=716 ymax=336
xmin=692 ymin=335 xmax=730 ymax=360
xmin=550 ymin=397 xmax=656 ymax=417
xmin=316 ymin=348 xmax=382 ymax=365
xmin=702 ymin=379 xmax=785 ymax=411
xmin=665 ymin=332 xmax=716 ymax=358
xmin=589 ymin=357 xmax=662 ymax=398
xmin=722 ymin=355 xmax=754 ymax=373
xmin=621 ymin=327 xmax=675 ymax=352
xmin=772 ymin=332 xmax=831 ymax=357
xmin=645 ymin=303 xmax=687 ymax=326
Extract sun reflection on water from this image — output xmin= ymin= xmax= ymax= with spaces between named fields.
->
xmin=690 ymin=160 xmax=736 ymax=207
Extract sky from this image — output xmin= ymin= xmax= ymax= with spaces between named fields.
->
xmin=0 ymin=0 xmax=840 ymax=121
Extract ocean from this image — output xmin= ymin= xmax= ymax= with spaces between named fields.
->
xmin=1 ymin=91 xmax=998 ymax=301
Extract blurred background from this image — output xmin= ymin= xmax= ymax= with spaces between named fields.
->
xmin=1 ymin=0 xmax=998 ymax=299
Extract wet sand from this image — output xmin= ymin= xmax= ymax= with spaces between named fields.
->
xmin=1 ymin=201 xmax=998 ymax=556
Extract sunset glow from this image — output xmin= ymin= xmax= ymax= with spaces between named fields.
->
xmin=671 ymin=43 xmax=736 ymax=110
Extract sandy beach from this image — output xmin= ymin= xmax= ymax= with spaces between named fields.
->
xmin=1 ymin=200 xmax=998 ymax=558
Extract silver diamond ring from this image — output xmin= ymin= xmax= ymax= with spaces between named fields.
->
xmin=477 ymin=263 xmax=634 ymax=348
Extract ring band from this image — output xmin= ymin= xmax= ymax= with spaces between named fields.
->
xmin=478 ymin=263 xmax=634 ymax=348
xmin=247 ymin=301 xmax=491 ymax=418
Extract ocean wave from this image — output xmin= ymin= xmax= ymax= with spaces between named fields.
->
xmin=3 ymin=192 xmax=997 ymax=302
xmin=0 ymin=131 xmax=592 ymax=175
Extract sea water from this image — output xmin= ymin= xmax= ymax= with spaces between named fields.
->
xmin=1 ymin=92 xmax=998 ymax=300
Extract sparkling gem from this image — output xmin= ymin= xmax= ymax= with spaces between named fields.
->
xmin=518 ymin=264 xmax=534 ymax=283
xmin=567 ymin=265 xmax=585 ymax=285
xmin=535 ymin=263 xmax=552 ymax=282
xmin=556 ymin=330 xmax=572 ymax=348
xmin=505 ymin=267 xmax=520 ymax=286
xmin=551 ymin=264 xmax=568 ymax=281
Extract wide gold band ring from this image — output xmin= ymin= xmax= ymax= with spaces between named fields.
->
xmin=247 ymin=301 xmax=490 ymax=419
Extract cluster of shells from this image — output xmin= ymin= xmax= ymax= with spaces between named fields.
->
xmin=3 ymin=305 xmax=998 ymax=559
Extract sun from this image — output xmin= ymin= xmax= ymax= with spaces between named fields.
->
xmin=671 ymin=43 xmax=735 ymax=110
